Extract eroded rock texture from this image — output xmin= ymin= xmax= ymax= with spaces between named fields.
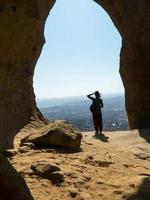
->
xmin=94 ymin=0 xmax=150 ymax=129
xmin=0 ymin=153 xmax=34 ymax=200
xmin=0 ymin=0 xmax=150 ymax=151
xmin=0 ymin=0 xmax=55 ymax=150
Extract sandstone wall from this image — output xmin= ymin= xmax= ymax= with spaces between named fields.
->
xmin=95 ymin=0 xmax=150 ymax=129
xmin=0 ymin=0 xmax=150 ymax=150
xmin=0 ymin=0 xmax=55 ymax=150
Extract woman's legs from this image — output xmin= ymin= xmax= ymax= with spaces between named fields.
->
xmin=99 ymin=112 xmax=103 ymax=133
xmin=93 ymin=112 xmax=103 ymax=134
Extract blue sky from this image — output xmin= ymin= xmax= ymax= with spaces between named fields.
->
xmin=34 ymin=0 xmax=124 ymax=99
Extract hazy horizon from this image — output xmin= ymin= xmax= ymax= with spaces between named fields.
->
xmin=36 ymin=92 xmax=124 ymax=101
xmin=37 ymin=92 xmax=128 ymax=131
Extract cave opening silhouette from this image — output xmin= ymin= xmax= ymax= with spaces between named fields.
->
xmin=34 ymin=0 xmax=123 ymax=98
xmin=33 ymin=0 xmax=127 ymax=131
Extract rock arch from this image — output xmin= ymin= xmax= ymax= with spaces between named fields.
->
xmin=0 ymin=0 xmax=150 ymax=150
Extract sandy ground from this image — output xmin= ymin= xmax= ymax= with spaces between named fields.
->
xmin=10 ymin=130 xmax=150 ymax=200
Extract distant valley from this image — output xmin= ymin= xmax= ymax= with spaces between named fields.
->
xmin=37 ymin=93 xmax=129 ymax=132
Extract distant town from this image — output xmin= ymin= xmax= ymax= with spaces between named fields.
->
xmin=37 ymin=93 xmax=129 ymax=132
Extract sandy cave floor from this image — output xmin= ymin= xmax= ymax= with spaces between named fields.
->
xmin=9 ymin=130 xmax=150 ymax=200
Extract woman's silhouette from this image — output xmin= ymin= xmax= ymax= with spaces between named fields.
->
xmin=87 ymin=91 xmax=103 ymax=135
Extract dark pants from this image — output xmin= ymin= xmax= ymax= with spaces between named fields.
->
xmin=92 ymin=111 xmax=103 ymax=133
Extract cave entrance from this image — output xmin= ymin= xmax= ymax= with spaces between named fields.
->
xmin=34 ymin=0 xmax=129 ymax=131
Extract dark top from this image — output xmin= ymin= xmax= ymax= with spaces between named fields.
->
xmin=87 ymin=95 xmax=103 ymax=113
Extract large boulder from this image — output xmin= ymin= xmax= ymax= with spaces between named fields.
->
xmin=21 ymin=121 xmax=82 ymax=149
xmin=0 ymin=153 xmax=34 ymax=200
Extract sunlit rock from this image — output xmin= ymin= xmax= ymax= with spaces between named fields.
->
xmin=21 ymin=120 xmax=82 ymax=149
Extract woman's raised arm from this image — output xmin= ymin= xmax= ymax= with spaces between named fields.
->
xmin=87 ymin=93 xmax=95 ymax=100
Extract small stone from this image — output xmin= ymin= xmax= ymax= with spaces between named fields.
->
xmin=87 ymin=155 xmax=94 ymax=160
xmin=18 ymin=146 xmax=31 ymax=153
xmin=96 ymin=179 xmax=104 ymax=185
xmin=69 ymin=188 xmax=78 ymax=198
xmin=45 ymin=149 xmax=56 ymax=154
xmin=20 ymin=142 xmax=34 ymax=148
xmin=79 ymin=193 xmax=91 ymax=200
xmin=72 ymin=174 xmax=81 ymax=179
xmin=75 ymin=178 xmax=86 ymax=187
xmin=98 ymin=193 xmax=103 ymax=196
xmin=82 ymin=174 xmax=91 ymax=181
xmin=49 ymin=171 xmax=65 ymax=185
xmin=129 ymin=183 xmax=135 ymax=188
xmin=33 ymin=150 xmax=42 ymax=153
xmin=85 ymin=142 xmax=93 ymax=145
xmin=113 ymin=190 xmax=123 ymax=194
xmin=31 ymin=162 xmax=60 ymax=177
xmin=69 ymin=172 xmax=80 ymax=178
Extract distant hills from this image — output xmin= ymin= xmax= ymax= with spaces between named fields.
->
xmin=36 ymin=93 xmax=129 ymax=131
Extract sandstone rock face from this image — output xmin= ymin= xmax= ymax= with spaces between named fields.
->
xmin=94 ymin=0 xmax=150 ymax=129
xmin=21 ymin=121 xmax=82 ymax=149
xmin=0 ymin=0 xmax=150 ymax=151
xmin=0 ymin=0 xmax=55 ymax=150
xmin=0 ymin=153 xmax=34 ymax=200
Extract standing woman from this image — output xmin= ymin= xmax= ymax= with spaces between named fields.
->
xmin=87 ymin=91 xmax=104 ymax=135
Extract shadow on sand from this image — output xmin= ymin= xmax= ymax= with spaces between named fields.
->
xmin=93 ymin=132 xmax=109 ymax=143
xmin=138 ymin=129 xmax=150 ymax=143
xmin=127 ymin=177 xmax=150 ymax=200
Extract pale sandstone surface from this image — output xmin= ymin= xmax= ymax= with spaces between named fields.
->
xmin=10 ymin=130 xmax=150 ymax=200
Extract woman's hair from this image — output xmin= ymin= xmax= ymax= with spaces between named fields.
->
xmin=95 ymin=91 xmax=100 ymax=98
